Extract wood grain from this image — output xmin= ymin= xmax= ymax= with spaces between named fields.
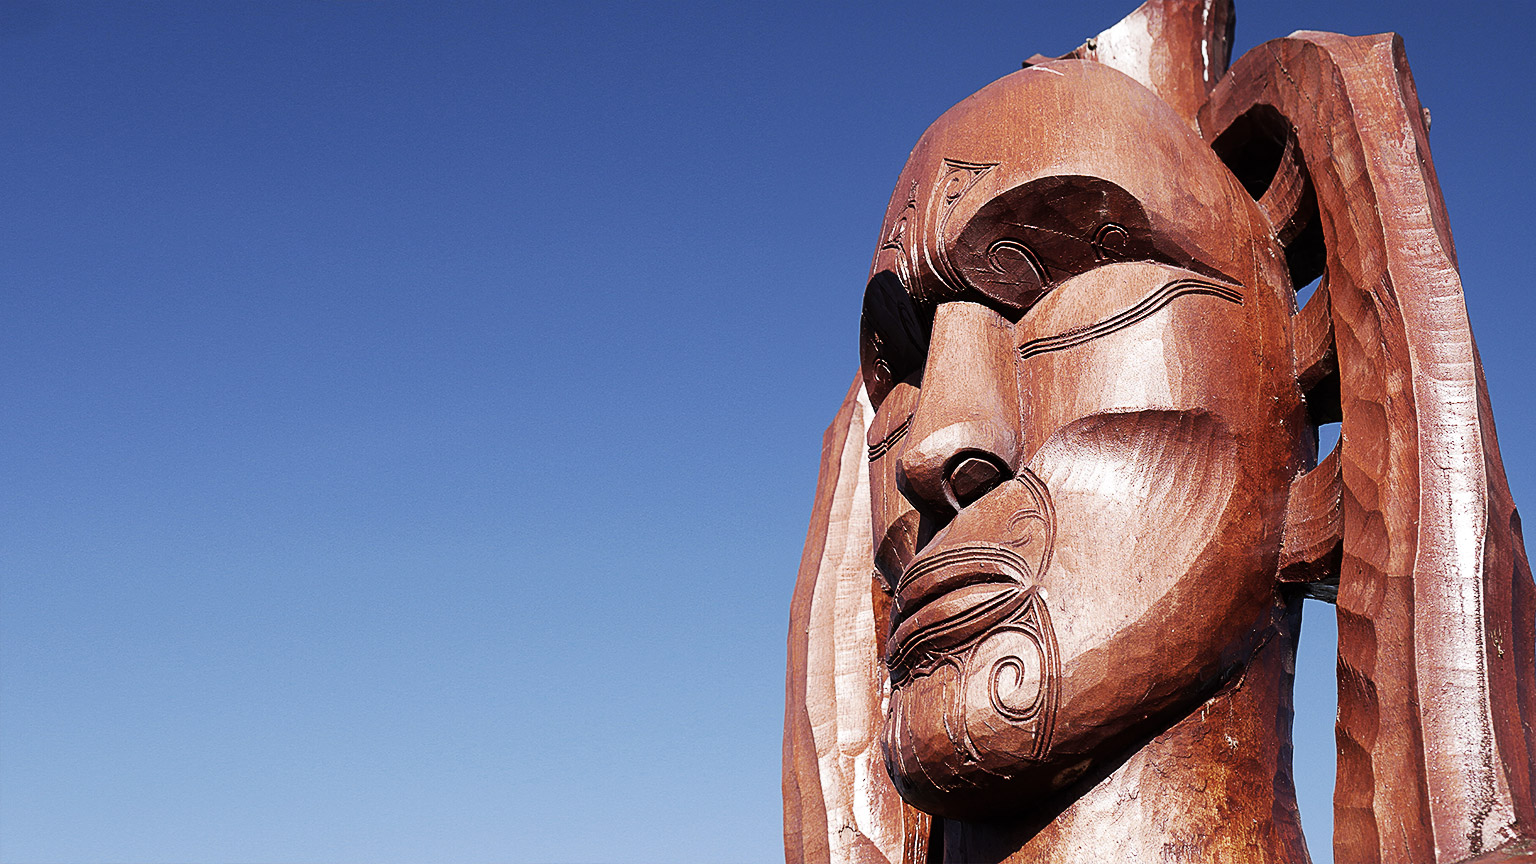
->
xmin=788 ymin=2 xmax=1535 ymax=861
xmin=1204 ymin=30 xmax=1536 ymax=863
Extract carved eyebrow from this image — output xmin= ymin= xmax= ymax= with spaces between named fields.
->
xmin=868 ymin=413 xmax=912 ymax=462
xmin=1016 ymin=278 xmax=1243 ymax=361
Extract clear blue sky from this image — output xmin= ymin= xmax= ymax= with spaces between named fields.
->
xmin=2 ymin=2 xmax=1531 ymax=862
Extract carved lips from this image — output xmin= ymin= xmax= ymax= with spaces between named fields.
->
xmin=881 ymin=469 xmax=1063 ymax=815
xmin=886 ymin=470 xmax=1055 ymax=684
xmin=888 ymin=546 xmax=1033 ymax=684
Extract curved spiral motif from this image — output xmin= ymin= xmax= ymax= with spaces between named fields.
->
xmin=1092 ymin=221 xmax=1131 ymax=260
xmin=988 ymin=635 xmax=1046 ymax=721
xmin=985 ymin=238 xmax=1045 ymax=292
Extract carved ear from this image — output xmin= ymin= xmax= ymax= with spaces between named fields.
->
xmin=784 ymin=376 xmax=933 ymax=864
xmin=1201 ymin=34 xmax=1536 ymax=864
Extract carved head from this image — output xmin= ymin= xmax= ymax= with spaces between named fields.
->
xmin=789 ymin=4 xmax=1536 ymax=861
xmin=861 ymin=60 xmax=1307 ymax=818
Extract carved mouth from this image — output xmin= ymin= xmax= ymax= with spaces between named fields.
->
xmin=887 ymin=545 xmax=1033 ymax=683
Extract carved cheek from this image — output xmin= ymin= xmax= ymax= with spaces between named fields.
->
xmin=1009 ymin=289 xmax=1291 ymax=737
xmin=1027 ymin=411 xmax=1242 ymax=663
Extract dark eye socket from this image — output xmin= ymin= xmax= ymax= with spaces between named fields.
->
xmin=950 ymin=175 xmax=1172 ymax=314
xmin=860 ymin=271 xmax=931 ymax=404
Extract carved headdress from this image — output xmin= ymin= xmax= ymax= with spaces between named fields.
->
xmin=784 ymin=2 xmax=1536 ymax=863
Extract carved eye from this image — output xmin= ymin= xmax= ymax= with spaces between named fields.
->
xmin=860 ymin=270 xmax=931 ymax=406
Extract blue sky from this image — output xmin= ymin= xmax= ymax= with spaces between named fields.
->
xmin=2 ymin=2 xmax=1532 ymax=862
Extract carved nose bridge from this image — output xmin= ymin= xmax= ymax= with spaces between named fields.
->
xmin=897 ymin=301 xmax=1023 ymax=514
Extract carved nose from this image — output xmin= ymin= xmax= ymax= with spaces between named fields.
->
xmin=897 ymin=301 xmax=1022 ymax=515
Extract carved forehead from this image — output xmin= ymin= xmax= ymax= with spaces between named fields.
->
xmin=900 ymin=61 xmax=1234 ymax=218
xmin=873 ymin=60 xmax=1261 ymax=291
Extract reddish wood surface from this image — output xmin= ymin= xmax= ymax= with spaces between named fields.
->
xmin=788 ymin=2 xmax=1536 ymax=862
xmin=1202 ymin=29 xmax=1536 ymax=864
xmin=784 ymin=377 xmax=916 ymax=864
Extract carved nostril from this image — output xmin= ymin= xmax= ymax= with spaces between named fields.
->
xmin=947 ymin=452 xmax=1011 ymax=508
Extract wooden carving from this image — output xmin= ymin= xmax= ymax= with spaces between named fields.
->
xmin=784 ymin=2 xmax=1536 ymax=863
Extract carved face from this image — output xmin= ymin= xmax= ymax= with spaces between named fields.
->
xmin=863 ymin=62 xmax=1309 ymax=819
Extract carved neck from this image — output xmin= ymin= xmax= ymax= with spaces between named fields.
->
xmin=940 ymin=612 xmax=1309 ymax=864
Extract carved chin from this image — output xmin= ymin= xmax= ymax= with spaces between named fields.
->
xmin=883 ymin=590 xmax=1064 ymax=819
